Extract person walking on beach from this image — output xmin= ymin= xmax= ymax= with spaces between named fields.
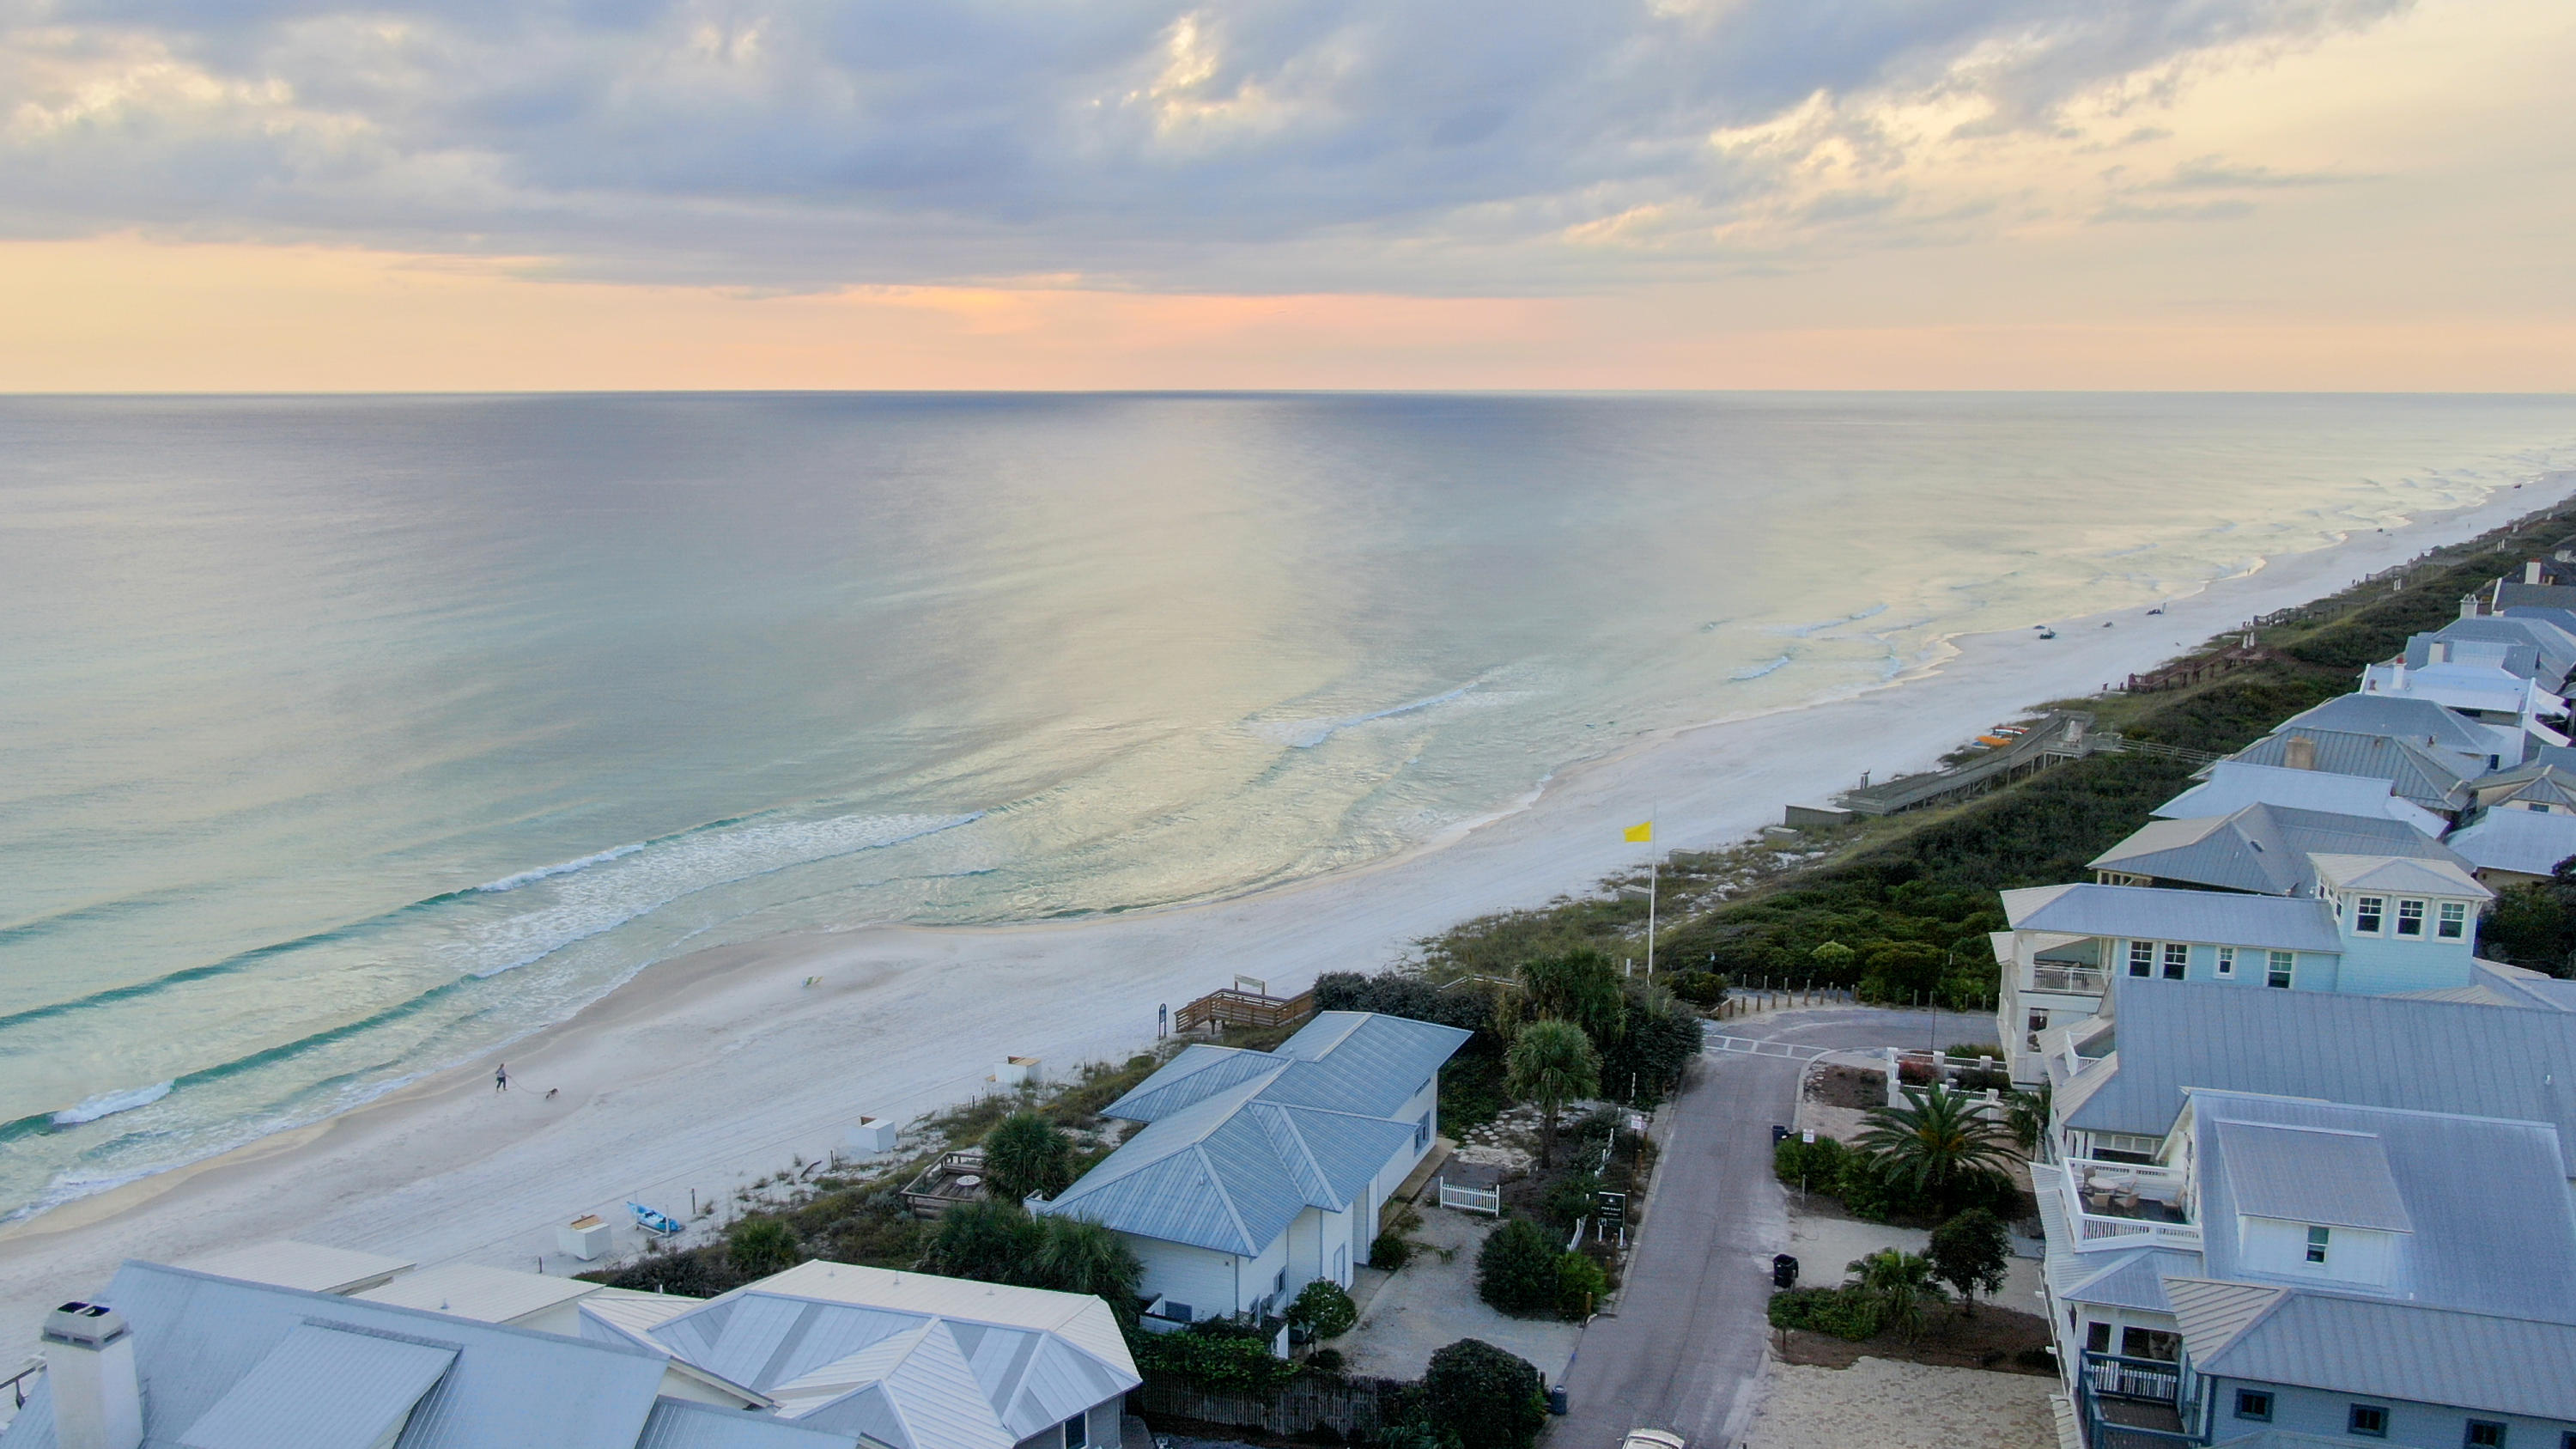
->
xmin=495 ymin=1062 xmax=509 ymax=1093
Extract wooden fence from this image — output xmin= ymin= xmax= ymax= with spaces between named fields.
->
xmin=1137 ymin=1372 xmax=1413 ymax=1439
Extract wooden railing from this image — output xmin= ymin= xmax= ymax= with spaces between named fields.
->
xmin=1175 ymin=986 xmax=1314 ymax=1033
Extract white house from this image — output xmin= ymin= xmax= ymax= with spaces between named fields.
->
xmin=1030 ymin=1010 xmax=1471 ymax=1327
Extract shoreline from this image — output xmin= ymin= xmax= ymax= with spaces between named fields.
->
xmin=3 ymin=471 xmax=2568 ymax=1343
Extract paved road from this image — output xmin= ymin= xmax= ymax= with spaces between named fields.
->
xmin=1553 ymin=1007 xmax=1997 ymax=1449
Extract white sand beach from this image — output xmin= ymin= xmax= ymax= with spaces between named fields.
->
xmin=0 ymin=478 xmax=2563 ymax=1342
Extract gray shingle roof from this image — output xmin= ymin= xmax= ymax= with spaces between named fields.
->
xmin=2000 ymin=884 xmax=2341 ymax=953
xmin=1039 ymin=1012 xmax=1467 ymax=1255
xmin=2090 ymin=804 xmax=2464 ymax=896
xmin=2212 ymin=1121 xmax=2411 ymax=1233
xmin=2063 ymin=977 xmax=2576 ymax=1146
xmin=2154 ymin=764 xmax=2447 ymax=836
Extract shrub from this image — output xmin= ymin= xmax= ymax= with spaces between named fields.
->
xmin=1765 ymin=1287 xmax=1880 ymax=1341
xmin=1540 ymin=1172 xmax=1603 ymax=1233
xmin=918 ymin=1200 xmax=1042 ymax=1282
xmin=1133 ymin=1329 xmax=1298 ymax=1392
xmin=726 ymin=1219 xmax=800 ymax=1279
xmin=1369 ymin=1231 xmax=1415 ymax=1271
xmin=1474 ymin=1219 xmax=1562 ymax=1317
xmin=1928 ymin=1209 xmax=2011 ymax=1315
xmin=982 ymin=1112 xmax=1074 ymax=1203
xmin=1668 ymin=970 xmax=1728 ymax=1007
xmin=1598 ymin=986 xmax=1703 ymax=1107
xmin=1555 ymin=1251 xmax=1607 ymax=1319
xmin=1425 ymin=1339 xmax=1549 ymax=1449
xmin=1311 ymin=971 xmax=1498 ymax=1037
xmin=1286 ymin=1279 xmax=1358 ymax=1340
xmin=1773 ymin=1133 xmax=1850 ymax=1189
xmin=1306 ymin=1347 xmax=1346 ymax=1374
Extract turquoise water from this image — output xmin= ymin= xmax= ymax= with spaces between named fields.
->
xmin=5 ymin=391 xmax=2576 ymax=1219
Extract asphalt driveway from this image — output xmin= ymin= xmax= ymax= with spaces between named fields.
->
xmin=1552 ymin=1007 xmax=1999 ymax=1449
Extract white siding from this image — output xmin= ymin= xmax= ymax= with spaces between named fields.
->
xmin=2236 ymin=1215 xmax=2401 ymax=1288
xmin=1126 ymin=1237 xmax=1237 ymax=1322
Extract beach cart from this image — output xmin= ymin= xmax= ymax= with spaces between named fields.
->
xmin=629 ymin=1201 xmax=683 ymax=1237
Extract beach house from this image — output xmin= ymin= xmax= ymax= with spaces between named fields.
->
xmin=2034 ymin=1090 xmax=2576 ymax=1449
xmin=2086 ymin=803 xmax=2464 ymax=896
xmin=2148 ymin=762 xmax=2447 ymax=836
xmin=1030 ymin=1010 xmax=1471 ymax=1329
xmin=1990 ymin=854 xmax=2494 ymax=1084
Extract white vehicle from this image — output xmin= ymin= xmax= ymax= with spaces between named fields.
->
xmin=1621 ymin=1431 xmax=1686 ymax=1449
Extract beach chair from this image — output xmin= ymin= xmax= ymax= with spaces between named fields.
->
xmin=629 ymin=1201 xmax=683 ymax=1237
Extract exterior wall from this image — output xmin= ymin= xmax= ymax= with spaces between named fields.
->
xmin=1240 ymin=1225 xmax=1292 ymax=1317
xmin=2104 ymin=941 xmax=2342 ymax=991
xmin=2333 ymin=931 xmax=2477 ymax=994
xmin=652 ymin=1366 xmax=759 ymax=1408
xmin=2204 ymin=1376 xmax=2573 ymax=1449
xmin=1284 ymin=1205 xmax=1359 ymax=1296
xmin=1010 ymin=1400 xmax=1124 ymax=1449
xmin=2234 ymin=1216 xmax=2400 ymax=1288
xmin=1127 ymin=1237 xmax=1241 ymax=1323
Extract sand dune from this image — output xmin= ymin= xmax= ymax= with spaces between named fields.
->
xmin=0 ymin=478 xmax=2559 ymax=1345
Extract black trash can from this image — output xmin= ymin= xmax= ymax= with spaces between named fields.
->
xmin=1771 ymin=1253 xmax=1800 ymax=1288
xmin=1547 ymin=1385 xmax=1569 ymax=1416
xmin=1771 ymin=1123 xmax=1790 ymax=1144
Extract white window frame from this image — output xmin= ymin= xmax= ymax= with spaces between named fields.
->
xmin=2354 ymin=896 xmax=2386 ymax=935
xmin=2394 ymin=898 xmax=2426 ymax=938
xmin=2267 ymin=951 xmax=2294 ymax=989
xmin=2215 ymin=947 xmax=2236 ymax=977
xmin=1064 ymin=1410 xmax=1090 ymax=1449
xmin=2306 ymin=1225 xmax=2330 ymax=1264
xmin=2128 ymin=941 xmax=2156 ymax=977
xmin=2438 ymin=902 xmax=2468 ymax=940
xmin=2161 ymin=942 xmax=2190 ymax=979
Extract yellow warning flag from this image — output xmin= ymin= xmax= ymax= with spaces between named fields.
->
xmin=1623 ymin=820 xmax=1654 ymax=843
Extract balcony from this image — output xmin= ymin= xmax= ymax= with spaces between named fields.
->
xmin=2024 ymin=962 xmax=2109 ymax=997
xmin=2078 ymin=1353 xmax=2196 ymax=1448
xmin=2059 ymin=1159 xmax=2199 ymax=1251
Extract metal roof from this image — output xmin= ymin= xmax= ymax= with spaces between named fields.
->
xmin=634 ymin=1398 xmax=857 ymax=1449
xmin=2064 ymin=977 xmax=2576 ymax=1148
xmin=2212 ymin=1121 xmax=2412 ymax=1233
xmin=0 ymin=1261 xmax=671 ymax=1449
xmin=354 ymin=1263 xmax=600 ymax=1324
xmin=2440 ymin=612 xmax=2576 ymax=685
xmin=2269 ymin=694 xmax=2501 ymax=760
xmin=2061 ymin=1249 xmax=2203 ymax=1315
xmin=2154 ymin=764 xmax=2447 ymax=837
xmin=2227 ymin=730 xmax=2479 ymax=812
xmin=1042 ymin=1011 xmax=1466 ymax=1254
xmin=2445 ymin=806 xmax=2576 ymax=878
xmin=2172 ymin=1285 xmax=2576 ymax=1421
xmin=614 ymin=1266 xmax=1138 ymax=1449
xmin=2089 ymin=804 xmax=2463 ymax=896
xmin=2306 ymin=853 xmax=2490 ymax=898
xmin=177 ymin=1241 xmax=415 ymax=1295
xmin=2000 ymin=883 xmax=2342 ymax=953
xmin=2189 ymin=1092 xmax=2576 ymax=1320
xmin=2166 ymin=1277 xmax=2284 ymax=1360
xmin=174 ymin=1322 xmax=456 ymax=1449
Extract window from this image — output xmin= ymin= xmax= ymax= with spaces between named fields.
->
xmin=1273 ymin=1267 xmax=1287 ymax=1295
xmin=2268 ymin=952 xmax=2295 ymax=989
xmin=2120 ymin=1327 xmax=2178 ymax=1362
xmin=2466 ymin=1422 xmax=2506 ymax=1448
xmin=2215 ymin=947 xmax=2236 ymax=977
xmin=2162 ymin=942 xmax=2190 ymax=980
xmin=1064 ymin=1411 xmax=1090 ymax=1449
xmin=2028 ymin=1011 xmax=2049 ymax=1035
xmin=2396 ymin=899 xmax=2427 ymax=937
xmin=2306 ymin=1225 xmax=2331 ymax=1264
xmin=2084 ymin=1322 xmax=2111 ymax=1355
xmin=2233 ymin=1391 xmax=2274 ymax=1422
xmin=2439 ymin=902 xmax=2469 ymax=940
xmin=2128 ymin=941 xmax=2156 ymax=977
xmin=1415 ymin=1111 xmax=1431 ymax=1152
xmin=2348 ymin=1404 xmax=2389 ymax=1438
xmin=2355 ymin=896 xmax=2386 ymax=934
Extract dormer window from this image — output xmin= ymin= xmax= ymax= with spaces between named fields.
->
xmin=2162 ymin=943 xmax=2189 ymax=980
xmin=2395 ymin=899 xmax=2426 ymax=937
xmin=2354 ymin=896 xmax=2386 ymax=934
xmin=2129 ymin=941 xmax=2155 ymax=977
xmin=2439 ymin=903 xmax=2468 ymax=940
xmin=2215 ymin=947 xmax=2236 ymax=977
xmin=2267 ymin=952 xmax=2295 ymax=989
xmin=2306 ymin=1225 xmax=2330 ymax=1263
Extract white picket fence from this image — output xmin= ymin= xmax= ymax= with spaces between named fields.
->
xmin=1437 ymin=1178 xmax=1501 ymax=1215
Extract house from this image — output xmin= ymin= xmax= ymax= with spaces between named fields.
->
xmin=2223 ymin=728 xmax=2483 ymax=819
xmin=2239 ymin=694 xmax=2522 ymax=785
xmin=2038 ymin=975 xmax=2576 ymax=1165
xmin=1030 ymin=1011 xmax=1470 ymax=1326
xmin=2445 ymin=806 xmax=2576 ymax=886
xmin=2397 ymin=614 xmax=2576 ymax=691
xmin=0 ymin=1260 xmax=840 ymax=1449
xmin=2150 ymin=763 xmax=2446 ymax=837
xmin=2087 ymin=804 xmax=2464 ymax=896
xmin=2356 ymin=652 xmax=2568 ymax=749
xmin=2037 ymin=1091 xmax=2576 ymax=1449
xmin=578 ymin=1261 xmax=1139 ymax=1449
xmin=1990 ymin=859 xmax=2494 ymax=1085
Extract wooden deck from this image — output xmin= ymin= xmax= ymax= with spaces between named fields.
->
xmin=1174 ymin=986 xmax=1314 ymax=1034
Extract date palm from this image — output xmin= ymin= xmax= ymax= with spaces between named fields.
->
xmin=1857 ymin=1085 xmax=2019 ymax=1198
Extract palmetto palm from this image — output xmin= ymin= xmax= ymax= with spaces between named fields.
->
xmin=1506 ymin=1019 xmax=1601 ymax=1167
xmin=1847 ymin=1249 xmax=1945 ymax=1342
xmin=1857 ymin=1085 xmax=2019 ymax=1196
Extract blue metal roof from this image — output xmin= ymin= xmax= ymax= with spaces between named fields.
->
xmin=2001 ymin=882 xmax=2342 ymax=953
xmin=1040 ymin=1011 xmax=1467 ymax=1254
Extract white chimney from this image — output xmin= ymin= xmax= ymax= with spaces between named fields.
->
xmin=2283 ymin=735 xmax=2318 ymax=771
xmin=42 ymin=1303 xmax=143 ymax=1449
xmin=2527 ymin=560 xmax=2544 ymax=584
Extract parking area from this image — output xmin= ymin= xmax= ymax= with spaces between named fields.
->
xmin=1334 ymin=1200 xmax=1583 ymax=1383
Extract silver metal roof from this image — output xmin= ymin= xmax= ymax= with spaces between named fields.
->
xmin=2269 ymin=694 xmax=2503 ymax=761
xmin=634 ymin=1398 xmax=857 ymax=1449
xmin=354 ymin=1263 xmax=599 ymax=1324
xmin=2154 ymin=763 xmax=2446 ymax=836
xmin=2061 ymin=1248 xmax=2203 ymax=1314
xmin=175 ymin=1322 xmax=455 ymax=1449
xmin=2000 ymin=883 xmax=2342 ymax=953
xmin=2089 ymin=804 xmax=2463 ymax=896
xmin=2445 ymin=806 xmax=2576 ymax=878
xmin=2227 ymin=729 xmax=2479 ymax=812
xmin=2305 ymin=853 xmax=2489 ymax=898
xmin=1044 ymin=1011 xmax=1467 ymax=1254
xmin=2172 ymin=1284 xmax=2576 ymax=1422
xmin=2438 ymin=612 xmax=2576 ymax=686
xmin=2189 ymin=1092 xmax=2576 ymax=1320
xmin=2211 ymin=1121 xmax=2412 ymax=1233
xmin=177 ymin=1241 xmax=415 ymax=1295
xmin=2064 ymin=977 xmax=2576 ymax=1147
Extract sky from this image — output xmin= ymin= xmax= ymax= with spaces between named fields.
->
xmin=1 ymin=0 xmax=2570 ymax=391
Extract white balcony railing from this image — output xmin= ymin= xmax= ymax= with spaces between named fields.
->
xmin=2060 ymin=1158 xmax=2200 ymax=1251
xmin=2025 ymin=963 xmax=2109 ymax=996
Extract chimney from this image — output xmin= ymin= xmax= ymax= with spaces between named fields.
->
xmin=2461 ymin=594 xmax=2482 ymax=619
xmin=2283 ymin=735 xmax=2318 ymax=771
xmin=2527 ymin=560 xmax=2545 ymax=585
xmin=42 ymin=1303 xmax=142 ymax=1449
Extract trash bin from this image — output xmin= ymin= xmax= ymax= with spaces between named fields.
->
xmin=1771 ymin=1253 xmax=1800 ymax=1288
xmin=1547 ymin=1385 xmax=1569 ymax=1416
xmin=1771 ymin=1123 xmax=1790 ymax=1144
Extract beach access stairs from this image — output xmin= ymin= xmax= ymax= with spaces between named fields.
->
xmin=1174 ymin=984 xmax=1314 ymax=1034
xmin=1837 ymin=712 xmax=2218 ymax=816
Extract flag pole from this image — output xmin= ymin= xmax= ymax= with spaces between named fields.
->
xmin=1645 ymin=806 xmax=1657 ymax=979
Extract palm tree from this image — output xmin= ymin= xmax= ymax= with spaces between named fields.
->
xmin=1847 ymin=1249 xmax=1945 ymax=1342
xmin=2004 ymin=1084 xmax=2053 ymax=1157
xmin=983 ymin=1111 xmax=1074 ymax=1202
xmin=1504 ymin=950 xmax=1627 ymax=1048
xmin=1507 ymin=1019 xmax=1601 ymax=1166
xmin=1857 ymin=1085 xmax=2019 ymax=1202
xmin=1032 ymin=1217 xmax=1143 ymax=1318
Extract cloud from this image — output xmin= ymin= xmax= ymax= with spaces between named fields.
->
xmin=0 ymin=0 xmax=2414 ymax=292
xmin=2153 ymin=153 xmax=2361 ymax=188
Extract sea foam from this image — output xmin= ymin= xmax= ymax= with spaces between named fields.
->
xmin=52 ymin=1081 xmax=173 ymax=1127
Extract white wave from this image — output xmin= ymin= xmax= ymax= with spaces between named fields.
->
xmin=1731 ymin=655 xmax=1793 ymax=681
xmin=1255 ymin=685 xmax=1476 ymax=750
xmin=476 ymin=839 xmax=650 ymax=892
xmin=52 ymin=1080 xmax=173 ymax=1127
xmin=459 ymin=811 xmax=984 ymax=978
xmin=1844 ymin=603 xmax=1888 ymax=622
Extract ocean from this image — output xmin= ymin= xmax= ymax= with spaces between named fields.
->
xmin=5 ymin=391 xmax=2576 ymax=1221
